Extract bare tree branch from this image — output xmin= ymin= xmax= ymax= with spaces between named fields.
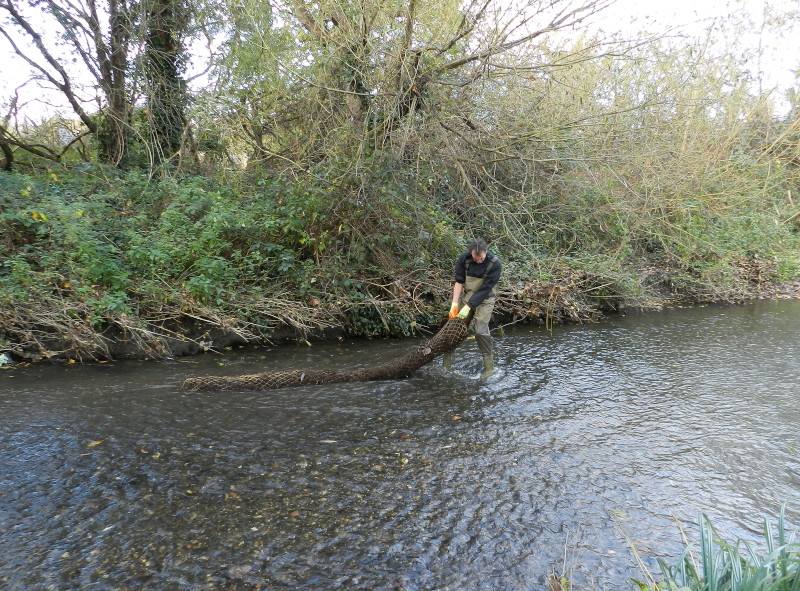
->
xmin=47 ymin=0 xmax=104 ymax=81
xmin=435 ymin=0 xmax=615 ymax=75
xmin=0 ymin=2 xmax=98 ymax=132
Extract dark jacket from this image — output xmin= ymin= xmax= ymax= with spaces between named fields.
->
xmin=454 ymin=251 xmax=502 ymax=309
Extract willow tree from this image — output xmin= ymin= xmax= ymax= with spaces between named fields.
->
xmin=202 ymin=0 xmax=615 ymax=173
xmin=483 ymin=17 xmax=800 ymax=284
xmin=194 ymin=0 xmax=301 ymax=169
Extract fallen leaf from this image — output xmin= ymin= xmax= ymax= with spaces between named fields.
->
xmin=87 ymin=440 xmax=104 ymax=447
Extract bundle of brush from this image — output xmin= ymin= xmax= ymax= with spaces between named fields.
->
xmin=181 ymin=317 xmax=469 ymax=392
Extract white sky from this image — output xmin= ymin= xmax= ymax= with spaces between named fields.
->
xmin=599 ymin=0 xmax=799 ymax=90
xmin=1 ymin=0 xmax=798 ymax=121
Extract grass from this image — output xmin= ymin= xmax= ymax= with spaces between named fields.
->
xmin=634 ymin=505 xmax=800 ymax=591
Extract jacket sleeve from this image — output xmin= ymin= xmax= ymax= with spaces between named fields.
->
xmin=454 ymin=252 xmax=467 ymax=284
xmin=467 ymin=256 xmax=501 ymax=308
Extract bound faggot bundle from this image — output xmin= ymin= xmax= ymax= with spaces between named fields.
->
xmin=181 ymin=317 xmax=469 ymax=392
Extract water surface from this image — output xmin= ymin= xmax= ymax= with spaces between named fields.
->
xmin=1 ymin=300 xmax=799 ymax=590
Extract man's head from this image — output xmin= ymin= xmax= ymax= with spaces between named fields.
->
xmin=468 ymin=238 xmax=488 ymax=263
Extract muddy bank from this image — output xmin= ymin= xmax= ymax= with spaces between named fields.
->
xmin=2 ymin=276 xmax=799 ymax=365
xmin=750 ymin=278 xmax=800 ymax=300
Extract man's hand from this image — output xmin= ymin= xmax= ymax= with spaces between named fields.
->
xmin=457 ymin=305 xmax=471 ymax=320
xmin=449 ymin=302 xmax=459 ymax=319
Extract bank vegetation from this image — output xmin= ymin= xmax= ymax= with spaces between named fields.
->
xmin=1 ymin=0 xmax=800 ymax=361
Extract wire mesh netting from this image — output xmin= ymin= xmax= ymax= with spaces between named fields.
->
xmin=181 ymin=317 xmax=469 ymax=392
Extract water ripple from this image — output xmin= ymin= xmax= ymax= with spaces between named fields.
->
xmin=1 ymin=301 xmax=798 ymax=589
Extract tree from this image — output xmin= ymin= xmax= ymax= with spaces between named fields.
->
xmin=143 ymin=0 xmax=189 ymax=165
xmin=0 ymin=0 xmax=134 ymax=165
xmin=202 ymin=0 xmax=616 ymax=178
xmin=195 ymin=0 xmax=300 ymax=169
xmin=0 ymin=0 xmax=190 ymax=168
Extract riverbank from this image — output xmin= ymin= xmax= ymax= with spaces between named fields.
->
xmin=2 ymin=168 xmax=799 ymax=364
xmin=750 ymin=278 xmax=800 ymax=300
xmin=3 ymin=265 xmax=798 ymax=365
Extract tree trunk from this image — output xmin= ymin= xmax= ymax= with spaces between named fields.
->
xmin=0 ymin=140 xmax=13 ymax=171
xmin=144 ymin=0 xmax=187 ymax=166
xmin=93 ymin=0 xmax=131 ymax=166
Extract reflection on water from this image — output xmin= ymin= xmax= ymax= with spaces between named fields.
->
xmin=1 ymin=301 xmax=799 ymax=590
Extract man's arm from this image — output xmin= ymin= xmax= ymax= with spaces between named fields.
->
xmin=450 ymin=252 xmax=467 ymax=317
xmin=451 ymin=282 xmax=463 ymax=305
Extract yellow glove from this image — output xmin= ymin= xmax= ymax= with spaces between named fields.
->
xmin=448 ymin=302 xmax=459 ymax=319
xmin=457 ymin=304 xmax=471 ymax=320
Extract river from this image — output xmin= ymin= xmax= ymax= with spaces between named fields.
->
xmin=1 ymin=300 xmax=799 ymax=590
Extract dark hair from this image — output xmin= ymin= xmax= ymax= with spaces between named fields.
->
xmin=468 ymin=237 xmax=488 ymax=254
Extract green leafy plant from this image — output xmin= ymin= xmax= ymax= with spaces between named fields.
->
xmin=642 ymin=506 xmax=800 ymax=591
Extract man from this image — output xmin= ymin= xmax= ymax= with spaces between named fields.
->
xmin=444 ymin=238 xmax=502 ymax=377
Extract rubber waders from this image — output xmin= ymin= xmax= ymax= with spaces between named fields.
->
xmin=481 ymin=355 xmax=494 ymax=378
xmin=442 ymin=351 xmax=454 ymax=371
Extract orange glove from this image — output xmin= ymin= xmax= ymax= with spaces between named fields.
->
xmin=448 ymin=302 xmax=459 ymax=319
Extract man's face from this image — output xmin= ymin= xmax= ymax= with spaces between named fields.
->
xmin=471 ymin=249 xmax=487 ymax=263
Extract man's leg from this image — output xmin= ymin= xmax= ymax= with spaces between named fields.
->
xmin=442 ymin=295 xmax=470 ymax=371
xmin=442 ymin=350 xmax=453 ymax=370
xmin=473 ymin=300 xmax=495 ymax=377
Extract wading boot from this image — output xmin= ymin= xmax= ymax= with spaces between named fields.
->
xmin=480 ymin=354 xmax=494 ymax=378
xmin=442 ymin=351 xmax=453 ymax=371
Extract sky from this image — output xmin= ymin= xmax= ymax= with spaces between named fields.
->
xmin=1 ymin=0 xmax=798 ymax=121
xmin=600 ymin=0 xmax=799 ymax=90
